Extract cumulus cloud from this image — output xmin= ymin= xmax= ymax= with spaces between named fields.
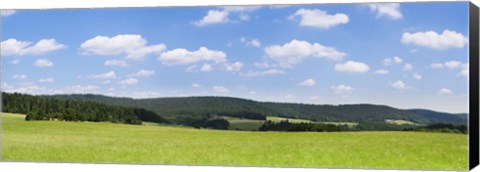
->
xmin=80 ymin=34 xmax=166 ymax=60
xmin=383 ymin=56 xmax=402 ymax=65
xmin=367 ymin=3 xmax=403 ymax=20
xmin=191 ymin=83 xmax=202 ymax=88
xmin=12 ymin=74 xmax=27 ymax=80
xmin=192 ymin=10 xmax=229 ymax=27
xmin=129 ymin=69 xmax=155 ymax=77
xmin=213 ymin=86 xmax=230 ymax=93
xmin=224 ymin=61 xmax=244 ymax=71
xmin=200 ymin=63 xmax=213 ymax=72
xmin=32 ymin=59 xmax=53 ymax=67
xmin=401 ymin=30 xmax=468 ymax=50
xmin=119 ymin=78 xmax=139 ymax=85
xmin=92 ymin=71 xmax=116 ymax=80
xmin=391 ymin=80 xmax=407 ymax=90
xmin=1 ymin=10 xmax=16 ymax=17
xmin=444 ymin=61 xmax=462 ymax=69
xmin=403 ymin=63 xmax=413 ymax=71
xmin=104 ymin=59 xmax=128 ymax=67
xmin=331 ymin=84 xmax=353 ymax=94
xmin=67 ymin=85 xmax=100 ymax=94
xmin=438 ymin=88 xmax=453 ymax=95
xmin=130 ymin=91 xmax=162 ymax=99
xmin=335 ymin=61 xmax=370 ymax=74
xmin=413 ymin=72 xmax=422 ymax=80
xmin=192 ymin=6 xmax=260 ymax=27
xmin=460 ymin=63 xmax=469 ymax=78
xmin=246 ymin=39 xmax=261 ymax=47
xmin=289 ymin=9 xmax=349 ymax=29
xmin=158 ymin=47 xmax=227 ymax=65
xmin=38 ymin=77 xmax=55 ymax=83
xmin=374 ymin=69 xmax=389 ymax=75
xmin=240 ymin=69 xmax=286 ymax=77
xmin=298 ymin=78 xmax=316 ymax=86
xmin=265 ymin=39 xmax=346 ymax=68
xmin=1 ymin=38 xmax=65 ymax=56
xmin=430 ymin=63 xmax=444 ymax=69
xmin=10 ymin=59 xmax=20 ymax=64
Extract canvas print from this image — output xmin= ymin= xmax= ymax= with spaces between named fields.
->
xmin=0 ymin=2 xmax=471 ymax=170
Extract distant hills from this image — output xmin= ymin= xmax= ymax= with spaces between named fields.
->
xmin=46 ymin=94 xmax=468 ymax=125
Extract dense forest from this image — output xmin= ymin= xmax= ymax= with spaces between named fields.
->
xmin=47 ymin=94 xmax=468 ymax=125
xmin=2 ymin=92 xmax=168 ymax=125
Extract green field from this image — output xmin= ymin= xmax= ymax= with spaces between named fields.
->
xmin=385 ymin=119 xmax=418 ymax=125
xmin=1 ymin=113 xmax=468 ymax=170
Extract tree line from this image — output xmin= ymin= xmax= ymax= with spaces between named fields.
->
xmin=2 ymin=92 xmax=168 ymax=125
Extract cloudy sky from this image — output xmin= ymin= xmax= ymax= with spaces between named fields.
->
xmin=0 ymin=2 xmax=470 ymax=113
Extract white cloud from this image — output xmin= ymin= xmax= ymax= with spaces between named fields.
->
xmin=401 ymin=30 xmax=468 ymax=50
xmin=80 ymin=34 xmax=166 ymax=60
xmin=191 ymin=83 xmax=202 ymax=88
xmin=213 ymin=86 xmax=230 ymax=93
xmin=249 ymin=91 xmax=256 ymax=95
xmin=410 ymin=49 xmax=418 ymax=53
xmin=240 ymin=69 xmax=286 ymax=77
xmin=413 ymin=72 xmax=422 ymax=80
xmin=444 ymin=61 xmax=462 ymax=69
xmin=2 ymin=83 xmax=46 ymax=94
xmin=67 ymin=85 xmax=100 ymax=94
xmin=246 ymin=39 xmax=261 ymax=47
xmin=38 ymin=77 xmax=55 ymax=83
xmin=374 ymin=69 xmax=389 ymax=75
xmin=430 ymin=63 xmax=444 ymax=69
xmin=309 ymin=96 xmax=320 ymax=100
xmin=192 ymin=10 xmax=229 ymax=27
xmin=391 ymin=80 xmax=407 ymax=90
xmin=119 ymin=78 xmax=139 ymax=85
xmin=12 ymin=74 xmax=27 ymax=80
xmin=224 ymin=61 xmax=244 ymax=71
xmin=104 ymin=59 xmax=128 ymax=67
xmin=129 ymin=69 xmax=155 ymax=77
xmin=1 ymin=38 xmax=65 ymax=56
xmin=192 ymin=6 xmax=260 ymax=27
xmin=32 ymin=59 xmax=54 ymax=67
xmin=130 ymin=91 xmax=162 ymax=99
xmin=367 ymin=3 xmax=403 ymax=20
xmin=265 ymin=39 xmax=346 ymax=68
xmin=92 ymin=71 xmax=116 ymax=80
xmin=289 ymin=9 xmax=349 ymax=29
xmin=158 ymin=47 xmax=227 ymax=65
xmin=254 ymin=62 xmax=275 ymax=68
xmin=460 ymin=64 xmax=469 ymax=78
xmin=200 ymin=63 xmax=213 ymax=72
xmin=239 ymin=14 xmax=250 ymax=21
xmin=438 ymin=88 xmax=453 ymax=95
xmin=298 ymin=78 xmax=316 ymax=86
xmin=335 ymin=61 xmax=370 ymax=74
xmin=383 ymin=56 xmax=402 ymax=65
xmin=331 ymin=84 xmax=353 ymax=94
xmin=10 ymin=59 xmax=20 ymax=64
xmin=1 ymin=10 xmax=16 ymax=17
xmin=403 ymin=63 xmax=413 ymax=71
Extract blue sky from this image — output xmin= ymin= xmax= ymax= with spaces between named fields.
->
xmin=0 ymin=2 xmax=470 ymax=113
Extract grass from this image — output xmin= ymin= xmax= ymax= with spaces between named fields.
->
xmin=385 ymin=119 xmax=417 ymax=125
xmin=223 ymin=117 xmax=264 ymax=131
xmin=1 ymin=113 xmax=468 ymax=170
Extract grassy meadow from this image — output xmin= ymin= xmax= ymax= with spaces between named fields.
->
xmin=1 ymin=113 xmax=468 ymax=170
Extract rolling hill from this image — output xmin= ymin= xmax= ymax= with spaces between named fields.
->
xmin=44 ymin=93 xmax=467 ymax=125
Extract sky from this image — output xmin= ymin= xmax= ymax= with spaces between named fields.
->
xmin=0 ymin=2 xmax=470 ymax=113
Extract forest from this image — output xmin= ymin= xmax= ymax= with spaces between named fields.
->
xmin=2 ymin=92 xmax=168 ymax=125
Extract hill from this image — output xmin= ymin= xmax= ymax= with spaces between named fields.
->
xmin=45 ymin=94 xmax=467 ymax=125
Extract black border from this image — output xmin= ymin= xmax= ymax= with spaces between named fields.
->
xmin=470 ymin=2 xmax=479 ymax=170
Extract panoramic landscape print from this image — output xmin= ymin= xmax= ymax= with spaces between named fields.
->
xmin=0 ymin=2 xmax=470 ymax=170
